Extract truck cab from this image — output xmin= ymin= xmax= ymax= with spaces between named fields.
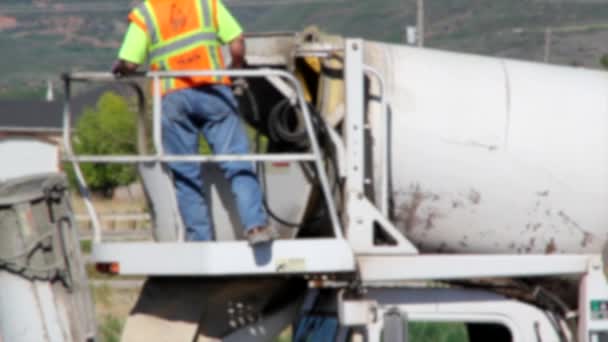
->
xmin=297 ymin=287 xmax=563 ymax=342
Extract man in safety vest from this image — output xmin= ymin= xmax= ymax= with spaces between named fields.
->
xmin=112 ymin=0 xmax=276 ymax=244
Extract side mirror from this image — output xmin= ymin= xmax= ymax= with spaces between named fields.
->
xmin=382 ymin=308 xmax=408 ymax=342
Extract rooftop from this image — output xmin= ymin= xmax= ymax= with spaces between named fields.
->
xmin=0 ymin=83 xmax=137 ymax=133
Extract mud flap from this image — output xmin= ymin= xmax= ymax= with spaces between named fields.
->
xmin=121 ymin=276 xmax=307 ymax=341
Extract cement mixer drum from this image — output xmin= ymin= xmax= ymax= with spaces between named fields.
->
xmin=363 ymin=41 xmax=608 ymax=255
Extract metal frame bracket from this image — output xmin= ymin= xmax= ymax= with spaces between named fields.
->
xmin=344 ymin=39 xmax=418 ymax=255
xmin=338 ymin=290 xmax=379 ymax=326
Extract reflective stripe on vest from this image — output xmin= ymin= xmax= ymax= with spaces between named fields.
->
xmin=158 ymin=60 xmax=173 ymax=92
xmin=149 ymin=31 xmax=218 ymax=61
xmin=199 ymin=0 xmax=212 ymax=29
xmin=135 ymin=2 xmax=158 ymax=45
xmin=207 ymin=45 xmax=221 ymax=82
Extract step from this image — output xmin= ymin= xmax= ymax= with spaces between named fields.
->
xmin=92 ymin=238 xmax=356 ymax=276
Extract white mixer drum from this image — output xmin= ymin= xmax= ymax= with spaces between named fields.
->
xmin=364 ymin=41 xmax=608 ymax=254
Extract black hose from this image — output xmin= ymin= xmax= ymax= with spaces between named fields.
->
xmin=239 ymin=80 xmax=341 ymax=229
xmin=267 ymin=98 xmax=309 ymax=150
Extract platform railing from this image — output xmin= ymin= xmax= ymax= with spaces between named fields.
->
xmin=362 ymin=64 xmax=389 ymax=217
xmin=62 ymin=69 xmax=344 ymax=243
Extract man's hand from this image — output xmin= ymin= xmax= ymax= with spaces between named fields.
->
xmin=112 ymin=59 xmax=139 ymax=77
xmin=228 ymin=35 xmax=246 ymax=69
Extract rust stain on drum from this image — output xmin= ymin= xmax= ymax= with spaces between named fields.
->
xmin=558 ymin=210 xmax=581 ymax=229
xmin=399 ymin=188 xmax=426 ymax=232
xmin=468 ymin=189 xmax=481 ymax=205
xmin=556 ymin=210 xmax=596 ymax=247
xmin=424 ymin=212 xmax=438 ymax=230
xmin=581 ymin=233 xmax=593 ymax=248
xmin=545 ymin=239 xmax=557 ymax=254
xmin=536 ymin=190 xmax=550 ymax=197
xmin=452 ymin=200 xmax=463 ymax=209
xmin=397 ymin=184 xmax=441 ymax=233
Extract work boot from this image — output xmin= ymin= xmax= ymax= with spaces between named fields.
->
xmin=246 ymin=225 xmax=279 ymax=246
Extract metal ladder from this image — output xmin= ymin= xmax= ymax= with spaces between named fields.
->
xmin=62 ymin=68 xmax=355 ymax=276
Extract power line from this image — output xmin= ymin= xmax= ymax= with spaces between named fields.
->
xmin=416 ymin=0 xmax=424 ymax=47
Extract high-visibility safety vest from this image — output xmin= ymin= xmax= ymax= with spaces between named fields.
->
xmin=128 ymin=0 xmax=230 ymax=95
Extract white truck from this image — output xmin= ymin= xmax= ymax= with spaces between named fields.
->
xmin=4 ymin=30 xmax=608 ymax=341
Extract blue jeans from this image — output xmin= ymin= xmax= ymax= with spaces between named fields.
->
xmin=161 ymin=84 xmax=268 ymax=241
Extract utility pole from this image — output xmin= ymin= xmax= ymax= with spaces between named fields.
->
xmin=544 ymin=27 xmax=552 ymax=63
xmin=45 ymin=80 xmax=54 ymax=102
xmin=417 ymin=0 xmax=424 ymax=46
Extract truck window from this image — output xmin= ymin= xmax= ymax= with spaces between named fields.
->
xmin=465 ymin=323 xmax=512 ymax=342
xmin=403 ymin=322 xmax=512 ymax=342
xmin=407 ymin=322 xmax=469 ymax=342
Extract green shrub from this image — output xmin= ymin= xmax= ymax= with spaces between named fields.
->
xmin=66 ymin=91 xmax=137 ymax=196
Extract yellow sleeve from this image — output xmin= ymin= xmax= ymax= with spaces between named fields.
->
xmin=216 ymin=0 xmax=243 ymax=44
xmin=118 ymin=23 xmax=149 ymax=64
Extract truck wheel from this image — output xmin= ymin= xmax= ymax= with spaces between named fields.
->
xmin=466 ymin=323 xmax=512 ymax=342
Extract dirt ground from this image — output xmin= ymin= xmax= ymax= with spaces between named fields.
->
xmin=92 ymin=284 xmax=140 ymax=319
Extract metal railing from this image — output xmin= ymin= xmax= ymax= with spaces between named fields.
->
xmin=362 ymin=65 xmax=389 ymax=218
xmin=62 ymin=69 xmax=344 ymax=243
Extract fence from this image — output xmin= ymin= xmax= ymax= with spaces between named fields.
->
xmin=75 ymin=212 xmax=151 ymax=233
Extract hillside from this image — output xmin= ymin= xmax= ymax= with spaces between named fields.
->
xmin=245 ymin=0 xmax=608 ymax=65
xmin=1 ymin=0 xmax=608 ymax=97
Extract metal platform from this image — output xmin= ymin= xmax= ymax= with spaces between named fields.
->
xmin=92 ymin=238 xmax=356 ymax=276
xmin=358 ymin=254 xmax=595 ymax=283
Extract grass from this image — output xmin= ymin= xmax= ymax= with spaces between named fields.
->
xmin=92 ymin=283 xmax=113 ymax=307
xmin=98 ymin=315 xmax=124 ymax=342
xmin=91 ymin=284 xmax=139 ymax=341
xmin=80 ymin=239 xmax=92 ymax=254
xmin=91 ymin=284 xmax=129 ymax=342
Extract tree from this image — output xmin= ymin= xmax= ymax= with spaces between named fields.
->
xmin=67 ymin=91 xmax=137 ymax=196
